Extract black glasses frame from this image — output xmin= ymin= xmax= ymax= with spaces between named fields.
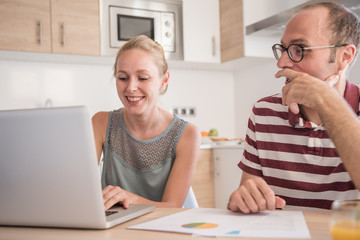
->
xmin=272 ymin=43 xmax=348 ymax=62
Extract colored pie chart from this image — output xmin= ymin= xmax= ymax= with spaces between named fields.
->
xmin=181 ymin=222 xmax=218 ymax=229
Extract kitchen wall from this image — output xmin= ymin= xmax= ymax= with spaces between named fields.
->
xmin=1 ymin=53 xmax=360 ymax=141
xmin=233 ymin=58 xmax=281 ymax=139
xmin=0 ymin=59 xmax=119 ymax=113
xmin=162 ymin=68 xmax=235 ymax=138
xmin=1 ymin=0 xmax=360 ymax=141
xmin=0 ymin=57 xmax=236 ymax=138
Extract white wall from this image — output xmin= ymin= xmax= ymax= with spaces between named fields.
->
xmin=233 ymin=58 xmax=281 ymax=139
xmin=163 ymin=68 xmax=236 ymax=138
xmin=0 ymin=60 xmax=119 ymax=115
xmin=1 ymin=55 xmax=360 ymax=142
xmin=0 ymin=59 xmax=236 ymax=138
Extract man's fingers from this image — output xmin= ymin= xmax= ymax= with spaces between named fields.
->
xmin=255 ymin=179 xmax=276 ymax=211
xmin=228 ymin=178 xmax=287 ymax=213
xmin=289 ymin=102 xmax=300 ymax=114
xmin=275 ymin=196 xmax=286 ymax=209
xmin=278 ymin=70 xmax=300 ymax=113
xmin=228 ymin=191 xmax=250 ymax=213
xmin=275 ymin=68 xmax=298 ymax=80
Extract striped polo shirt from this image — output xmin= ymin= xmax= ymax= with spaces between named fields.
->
xmin=239 ymin=81 xmax=360 ymax=210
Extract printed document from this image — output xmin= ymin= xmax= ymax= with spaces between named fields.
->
xmin=128 ymin=208 xmax=310 ymax=238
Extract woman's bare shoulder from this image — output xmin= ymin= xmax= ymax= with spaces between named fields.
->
xmin=183 ymin=122 xmax=200 ymax=139
xmin=92 ymin=111 xmax=110 ymax=128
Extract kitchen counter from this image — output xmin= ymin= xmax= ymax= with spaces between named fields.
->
xmin=200 ymin=142 xmax=244 ymax=149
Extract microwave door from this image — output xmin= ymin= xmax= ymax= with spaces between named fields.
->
xmin=109 ymin=7 xmax=161 ymax=48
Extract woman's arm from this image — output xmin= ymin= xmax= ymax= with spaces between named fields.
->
xmin=161 ymin=123 xmax=201 ymax=207
xmin=91 ymin=112 xmax=109 ymax=163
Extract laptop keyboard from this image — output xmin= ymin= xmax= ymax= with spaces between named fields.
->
xmin=105 ymin=210 xmax=118 ymax=216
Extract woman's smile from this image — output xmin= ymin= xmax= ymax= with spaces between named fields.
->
xmin=126 ymin=96 xmax=144 ymax=104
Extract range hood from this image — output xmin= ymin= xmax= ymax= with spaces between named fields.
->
xmin=246 ymin=0 xmax=360 ymax=37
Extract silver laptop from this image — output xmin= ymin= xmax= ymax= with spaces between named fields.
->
xmin=0 ymin=106 xmax=154 ymax=229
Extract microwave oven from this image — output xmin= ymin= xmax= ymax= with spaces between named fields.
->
xmin=100 ymin=0 xmax=183 ymax=60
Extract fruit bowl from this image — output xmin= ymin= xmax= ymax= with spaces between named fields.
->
xmin=211 ymin=137 xmax=243 ymax=145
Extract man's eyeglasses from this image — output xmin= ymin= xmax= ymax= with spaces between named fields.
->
xmin=272 ymin=43 xmax=348 ymax=62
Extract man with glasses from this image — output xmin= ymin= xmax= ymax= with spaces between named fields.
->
xmin=228 ymin=2 xmax=360 ymax=213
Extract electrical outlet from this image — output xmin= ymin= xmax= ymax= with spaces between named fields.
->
xmin=180 ymin=108 xmax=187 ymax=116
xmin=188 ymin=107 xmax=196 ymax=116
xmin=171 ymin=106 xmax=196 ymax=117
xmin=172 ymin=108 xmax=179 ymax=115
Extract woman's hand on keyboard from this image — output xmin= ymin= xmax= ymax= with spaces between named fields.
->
xmin=102 ymin=185 xmax=138 ymax=210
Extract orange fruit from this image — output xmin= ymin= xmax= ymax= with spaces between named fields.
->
xmin=201 ymin=131 xmax=209 ymax=137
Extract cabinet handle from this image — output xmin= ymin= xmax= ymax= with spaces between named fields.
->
xmin=38 ymin=20 xmax=42 ymax=45
xmin=61 ymin=23 xmax=66 ymax=47
xmin=212 ymin=36 xmax=216 ymax=56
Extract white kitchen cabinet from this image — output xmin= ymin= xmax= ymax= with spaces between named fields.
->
xmin=182 ymin=0 xmax=221 ymax=63
xmin=213 ymin=145 xmax=243 ymax=209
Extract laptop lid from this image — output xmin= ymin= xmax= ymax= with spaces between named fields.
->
xmin=0 ymin=106 xmax=154 ymax=229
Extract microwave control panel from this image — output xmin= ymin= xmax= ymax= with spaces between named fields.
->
xmin=161 ymin=12 xmax=175 ymax=52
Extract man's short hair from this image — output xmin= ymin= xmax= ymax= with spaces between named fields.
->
xmin=302 ymin=2 xmax=360 ymax=66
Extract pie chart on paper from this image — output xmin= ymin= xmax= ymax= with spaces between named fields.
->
xmin=181 ymin=222 xmax=218 ymax=229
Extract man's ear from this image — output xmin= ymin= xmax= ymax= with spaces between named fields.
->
xmin=338 ymin=44 xmax=356 ymax=71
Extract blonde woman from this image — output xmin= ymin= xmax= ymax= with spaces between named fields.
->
xmin=92 ymin=35 xmax=200 ymax=210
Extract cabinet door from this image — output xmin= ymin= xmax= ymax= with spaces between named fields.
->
xmin=220 ymin=0 xmax=244 ymax=62
xmin=213 ymin=147 xmax=243 ymax=209
xmin=51 ymin=0 xmax=100 ymax=55
xmin=0 ymin=0 xmax=51 ymax=53
xmin=192 ymin=149 xmax=215 ymax=208
xmin=182 ymin=0 xmax=221 ymax=63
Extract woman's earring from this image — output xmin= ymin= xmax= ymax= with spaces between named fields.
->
xmin=160 ymin=84 xmax=168 ymax=94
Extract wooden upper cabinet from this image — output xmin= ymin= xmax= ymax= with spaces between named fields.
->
xmin=0 ymin=0 xmax=51 ymax=52
xmin=0 ymin=0 xmax=100 ymax=55
xmin=51 ymin=0 xmax=100 ymax=56
xmin=220 ymin=0 xmax=244 ymax=62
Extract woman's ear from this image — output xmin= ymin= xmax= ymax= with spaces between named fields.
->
xmin=338 ymin=44 xmax=356 ymax=71
xmin=160 ymin=72 xmax=170 ymax=94
xmin=163 ymin=72 xmax=170 ymax=84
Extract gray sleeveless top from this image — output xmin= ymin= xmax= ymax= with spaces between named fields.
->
xmin=101 ymin=108 xmax=188 ymax=201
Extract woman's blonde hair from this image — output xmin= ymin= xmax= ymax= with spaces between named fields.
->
xmin=113 ymin=35 xmax=168 ymax=78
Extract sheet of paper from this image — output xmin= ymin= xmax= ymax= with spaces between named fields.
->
xmin=128 ymin=208 xmax=311 ymax=238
